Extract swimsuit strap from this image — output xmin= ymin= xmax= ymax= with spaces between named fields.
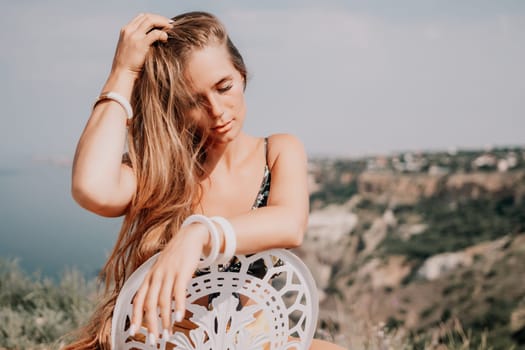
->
xmin=252 ymin=137 xmax=271 ymax=209
xmin=264 ymin=137 xmax=269 ymax=167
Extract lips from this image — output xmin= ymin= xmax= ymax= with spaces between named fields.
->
xmin=213 ymin=119 xmax=233 ymax=132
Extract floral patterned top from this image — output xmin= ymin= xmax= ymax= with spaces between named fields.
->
xmin=251 ymin=137 xmax=271 ymax=209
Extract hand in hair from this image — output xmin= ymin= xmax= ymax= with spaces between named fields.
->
xmin=111 ymin=13 xmax=172 ymax=79
xmin=130 ymin=222 xmax=212 ymax=343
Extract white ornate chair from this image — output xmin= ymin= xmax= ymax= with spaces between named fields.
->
xmin=111 ymin=249 xmax=319 ymax=350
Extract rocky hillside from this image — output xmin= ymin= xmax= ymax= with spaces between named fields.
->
xmin=1 ymin=147 xmax=524 ymax=349
xmin=300 ymin=147 xmax=525 ymax=349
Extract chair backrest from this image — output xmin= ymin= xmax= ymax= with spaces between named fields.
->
xmin=111 ymin=249 xmax=319 ymax=350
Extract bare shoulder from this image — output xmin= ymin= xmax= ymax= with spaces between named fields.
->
xmin=264 ymin=133 xmax=308 ymax=215
xmin=266 ymin=133 xmax=306 ymax=169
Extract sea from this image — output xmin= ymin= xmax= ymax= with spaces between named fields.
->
xmin=0 ymin=157 xmax=121 ymax=280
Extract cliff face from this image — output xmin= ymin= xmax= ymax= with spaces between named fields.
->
xmin=357 ymin=170 xmax=524 ymax=205
xmin=303 ymin=154 xmax=525 ymax=349
xmin=358 ymin=172 xmax=444 ymax=205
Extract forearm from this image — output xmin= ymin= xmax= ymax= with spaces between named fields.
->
xmin=227 ymin=205 xmax=308 ymax=254
xmin=221 ymin=134 xmax=309 ymax=254
xmin=71 ymin=70 xmax=136 ymax=210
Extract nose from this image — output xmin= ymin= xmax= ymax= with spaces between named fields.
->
xmin=206 ymin=94 xmax=224 ymax=119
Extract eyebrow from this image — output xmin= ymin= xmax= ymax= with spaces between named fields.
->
xmin=214 ymin=75 xmax=233 ymax=87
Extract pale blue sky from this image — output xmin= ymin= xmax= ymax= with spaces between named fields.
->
xmin=1 ymin=0 xmax=524 ymax=161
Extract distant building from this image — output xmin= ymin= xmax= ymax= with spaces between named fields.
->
xmin=366 ymin=156 xmax=388 ymax=171
xmin=497 ymin=159 xmax=509 ymax=172
xmin=472 ymin=154 xmax=497 ymax=169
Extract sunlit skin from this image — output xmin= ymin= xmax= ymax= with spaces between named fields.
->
xmin=71 ymin=12 xmax=345 ymax=350
xmin=133 ymin=39 xmax=344 ymax=350
xmin=185 ymin=43 xmax=247 ymax=145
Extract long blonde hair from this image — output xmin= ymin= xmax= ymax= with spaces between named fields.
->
xmin=63 ymin=11 xmax=247 ymax=349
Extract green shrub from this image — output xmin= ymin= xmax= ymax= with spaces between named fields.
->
xmin=382 ymin=194 xmax=525 ymax=260
xmin=420 ymin=305 xmax=437 ymax=319
xmin=0 ymin=259 xmax=97 ymax=349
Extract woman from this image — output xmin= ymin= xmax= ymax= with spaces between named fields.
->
xmin=67 ymin=11 xmax=344 ymax=349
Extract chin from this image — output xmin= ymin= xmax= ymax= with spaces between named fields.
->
xmin=214 ymin=134 xmax=236 ymax=144
xmin=213 ymin=122 xmax=242 ymax=144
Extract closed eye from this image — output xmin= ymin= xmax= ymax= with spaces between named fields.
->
xmin=217 ymin=84 xmax=233 ymax=93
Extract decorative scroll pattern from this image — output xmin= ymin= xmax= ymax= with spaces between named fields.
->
xmin=111 ymin=249 xmax=318 ymax=350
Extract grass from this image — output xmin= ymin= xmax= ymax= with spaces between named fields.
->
xmin=0 ymin=258 xmax=97 ymax=350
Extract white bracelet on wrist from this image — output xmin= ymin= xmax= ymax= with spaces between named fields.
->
xmin=211 ymin=216 xmax=237 ymax=265
xmin=93 ymin=91 xmax=134 ymax=121
xmin=181 ymin=214 xmax=220 ymax=268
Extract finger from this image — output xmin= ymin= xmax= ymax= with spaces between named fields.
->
xmin=145 ymin=29 xmax=169 ymax=46
xmin=132 ymin=12 xmax=146 ymax=23
xmin=173 ymin=273 xmax=191 ymax=323
xmin=130 ymin=279 xmax=149 ymax=335
xmin=122 ymin=12 xmax=146 ymax=32
xmin=136 ymin=13 xmax=173 ymax=34
xmin=158 ymin=275 xmax=175 ymax=336
xmin=143 ymin=274 xmax=163 ymax=345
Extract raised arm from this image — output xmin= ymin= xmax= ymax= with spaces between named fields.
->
xmin=71 ymin=14 xmax=173 ymax=217
xmin=71 ymin=72 xmax=136 ymax=217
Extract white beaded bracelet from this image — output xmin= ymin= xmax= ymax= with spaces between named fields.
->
xmin=211 ymin=216 xmax=237 ymax=265
xmin=93 ymin=91 xmax=134 ymax=121
xmin=181 ymin=214 xmax=220 ymax=268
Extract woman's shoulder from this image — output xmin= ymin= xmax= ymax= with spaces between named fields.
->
xmin=267 ymin=133 xmax=303 ymax=145
xmin=267 ymin=133 xmax=306 ymax=152
xmin=266 ymin=133 xmax=306 ymax=169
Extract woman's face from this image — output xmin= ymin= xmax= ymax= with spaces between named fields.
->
xmin=185 ymin=43 xmax=246 ymax=144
